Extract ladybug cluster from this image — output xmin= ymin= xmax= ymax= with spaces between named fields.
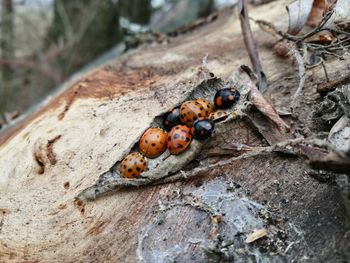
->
xmin=119 ymin=87 xmax=240 ymax=178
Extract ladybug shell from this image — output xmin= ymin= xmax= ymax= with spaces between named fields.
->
xmin=214 ymin=87 xmax=240 ymax=109
xmin=209 ymin=110 xmax=228 ymax=122
xmin=120 ymin=152 xmax=148 ymax=178
xmin=139 ymin=128 xmax=167 ymax=158
xmin=164 ymin=107 xmax=182 ymax=130
xmin=180 ymin=99 xmax=214 ymax=126
xmin=196 ymin=99 xmax=214 ymax=113
xmin=191 ymin=118 xmax=215 ymax=140
xmin=167 ymin=125 xmax=192 ymax=155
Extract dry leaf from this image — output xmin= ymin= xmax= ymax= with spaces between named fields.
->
xmin=328 ymin=115 xmax=350 ymax=153
xmin=305 ymin=32 xmax=336 ymax=44
xmin=287 ymin=0 xmax=314 ymax=35
xmin=307 ymin=0 xmax=330 ymax=27
xmin=249 ymin=85 xmax=291 ymax=133
xmin=326 ymin=0 xmax=350 ymax=27
xmin=245 ymin=228 xmax=268 ymax=243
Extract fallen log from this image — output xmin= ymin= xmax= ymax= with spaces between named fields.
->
xmin=0 ymin=1 xmax=349 ymax=262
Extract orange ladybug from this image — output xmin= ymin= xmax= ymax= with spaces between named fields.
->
xmin=139 ymin=127 xmax=167 ymax=158
xmin=196 ymin=99 xmax=214 ymax=113
xmin=120 ymin=152 xmax=148 ymax=178
xmin=167 ymin=125 xmax=192 ymax=155
xmin=180 ymin=99 xmax=214 ymax=126
xmin=209 ymin=110 xmax=228 ymax=122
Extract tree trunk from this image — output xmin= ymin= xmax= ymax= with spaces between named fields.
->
xmin=45 ymin=0 xmax=122 ymax=78
xmin=118 ymin=0 xmax=152 ymax=25
xmin=0 ymin=0 xmax=14 ymax=113
xmin=0 ymin=1 xmax=349 ymax=262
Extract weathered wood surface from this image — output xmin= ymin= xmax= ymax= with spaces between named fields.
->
xmin=0 ymin=1 xmax=349 ymax=262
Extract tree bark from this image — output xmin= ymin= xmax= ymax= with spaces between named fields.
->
xmin=0 ymin=0 xmax=14 ymax=113
xmin=0 ymin=1 xmax=349 ymax=262
xmin=45 ymin=0 xmax=122 ymax=78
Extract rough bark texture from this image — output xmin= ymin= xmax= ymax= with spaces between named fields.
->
xmin=0 ymin=1 xmax=349 ymax=262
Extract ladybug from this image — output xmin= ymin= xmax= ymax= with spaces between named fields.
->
xmin=196 ymin=99 xmax=214 ymax=113
xmin=209 ymin=110 xmax=228 ymax=122
xmin=120 ymin=152 xmax=148 ymax=178
xmin=214 ymin=87 xmax=240 ymax=109
xmin=167 ymin=125 xmax=192 ymax=155
xmin=139 ymin=127 xmax=167 ymax=158
xmin=164 ymin=107 xmax=182 ymax=130
xmin=191 ymin=118 xmax=215 ymax=140
xmin=180 ymin=99 xmax=214 ymax=126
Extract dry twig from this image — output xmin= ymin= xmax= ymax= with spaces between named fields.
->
xmin=238 ymin=0 xmax=267 ymax=92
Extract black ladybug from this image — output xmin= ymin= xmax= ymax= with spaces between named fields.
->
xmin=164 ymin=107 xmax=182 ymax=130
xmin=214 ymin=87 xmax=240 ymax=109
xmin=191 ymin=118 xmax=215 ymax=140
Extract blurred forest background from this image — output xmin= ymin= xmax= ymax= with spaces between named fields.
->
xmin=0 ymin=0 xmax=248 ymax=126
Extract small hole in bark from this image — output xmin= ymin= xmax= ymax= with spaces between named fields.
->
xmin=64 ymin=182 xmax=70 ymax=189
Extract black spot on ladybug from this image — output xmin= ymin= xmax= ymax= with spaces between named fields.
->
xmin=123 ymin=165 xmax=127 ymax=169
xmin=151 ymin=143 xmax=156 ymax=147
xmin=128 ymin=168 xmax=132 ymax=172
xmin=132 ymin=173 xmax=136 ymax=177
xmin=198 ymin=113 xmax=202 ymax=117
xmin=136 ymin=167 xmax=141 ymax=172
xmin=200 ymin=107 xmax=204 ymax=110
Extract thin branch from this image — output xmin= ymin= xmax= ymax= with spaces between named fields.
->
xmin=238 ymin=0 xmax=267 ymax=92
xmin=287 ymin=44 xmax=306 ymax=107
xmin=0 ymin=58 xmax=63 ymax=83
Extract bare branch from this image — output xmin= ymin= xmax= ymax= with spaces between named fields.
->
xmin=238 ymin=0 xmax=267 ymax=92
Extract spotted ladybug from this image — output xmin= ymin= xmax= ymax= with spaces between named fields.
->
xmin=191 ymin=118 xmax=215 ymax=140
xmin=196 ymin=99 xmax=215 ymax=113
xmin=180 ymin=99 xmax=214 ymax=126
xmin=139 ymin=127 xmax=167 ymax=158
xmin=120 ymin=152 xmax=148 ymax=178
xmin=164 ymin=107 xmax=182 ymax=130
xmin=214 ymin=87 xmax=240 ymax=109
xmin=167 ymin=125 xmax=192 ymax=155
xmin=209 ymin=110 xmax=228 ymax=122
